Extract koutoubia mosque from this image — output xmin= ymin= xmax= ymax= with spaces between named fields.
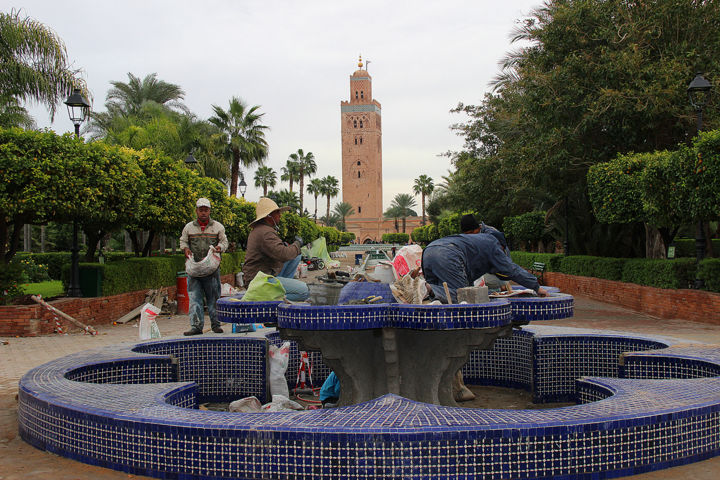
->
xmin=340 ymin=57 xmax=421 ymax=243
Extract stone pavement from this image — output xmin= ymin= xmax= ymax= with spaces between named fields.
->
xmin=2 ymin=294 xmax=720 ymax=479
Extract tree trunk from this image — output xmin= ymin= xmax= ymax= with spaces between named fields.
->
xmin=644 ymin=223 xmax=666 ymax=259
xmin=326 ymin=197 xmax=331 ymax=224
xmin=41 ymin=225 xmax=46 ymax=253
xmin=84 ymin=230 xmax=104 ymax=262
xmin=124 ymin=230 xmax=132 ymax=252
xmin=142 ymin=230 xmax=156 ymax=257
xmin=402 ymin=217 xmax=407 ymax=233
xmin=230 ymin=147 xmax=240 ymax=197
xmin=705 ymin=222 xmax=714 ymax=258
xmin=23 ymin=224 xmax=31 ymax=252
xmin=129 ymin=231 xmax=142 ymax=256
xmin=314 ymin=196 xmax=318 ymax=221
xmin=421 ymin=194 xmax=426 ymax=225
xmin=299 ymin=172 xmax=305 ymax=213
xmin=170 ymin=237 xmax=177 ymax=254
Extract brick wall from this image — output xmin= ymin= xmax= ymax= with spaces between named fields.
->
xmin=545 ymin=272 xmax=720 ymax=324
xmin=0 ymin=273 xmax=236 ymax=337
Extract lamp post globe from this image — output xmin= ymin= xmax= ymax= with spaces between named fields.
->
xmin=687 ymin=73 xmax=713 ymax=289
xmin=239 ymin=174 xmax=247 ymax=199
xmin=64 ymin=88 xmax=91 ymax=297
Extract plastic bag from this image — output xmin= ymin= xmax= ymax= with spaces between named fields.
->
xmin=229 ymin=396 xmax=262 ymax=413
xmin=268 ymin=341 xmax=291 ymax=398
xmin=240 ymin=271 xmax=286 ymax=302
xmin=392 ymin=245 xmax=423 ymax=276
xmin=262 ymin=394 xmax=304 ymax=412
xmin=138 ymin=303 xmax=161 ymax=340
xmin=185 ymin=247 xmax=221 ymax=277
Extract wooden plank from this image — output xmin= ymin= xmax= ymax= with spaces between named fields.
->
xmin=31 ymin=295 xmax=98 ymax=335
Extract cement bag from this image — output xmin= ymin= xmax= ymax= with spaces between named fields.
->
xmin=240 ymin=272 xmax=286 ymax=301
xmin=229 ymin=396 xmax=262 ymax=413
xmin=268 ymin=341 xmax=291 ymax=398
xmin=392 ymin=244 xmax=423 ymax=276
xmin=138 ymin=303 xmax=161 ymax=340
xmin=262 ymin=394 xmax=304 ymax=412
xmin=185 ymin=247 xmax=221 ymax=277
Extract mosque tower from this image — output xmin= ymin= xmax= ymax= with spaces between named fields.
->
xmin=340 ymin=56 xmax=384 ymax=242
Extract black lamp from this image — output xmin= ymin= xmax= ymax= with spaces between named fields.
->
xmin=239 ymin=174 xmax=247 ymax=199
xmin=184 ymin=153 xmax=198 ymax=165
xmin=687 ymin=72 xmax=713 ymax=288
xmin=64 ymin=88 xmax=91 ymax=297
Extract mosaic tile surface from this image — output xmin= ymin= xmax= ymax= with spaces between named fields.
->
xmin=216 ymin=298 xmax=282 ymax=324
xmin=17 ymin=326 xmax=720 ymax=480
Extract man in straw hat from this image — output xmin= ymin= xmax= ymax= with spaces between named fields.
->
xmin=243 ymin=197 xmax=309 ymax=301
xmin=180 ymin=197 xmax=228 ymax=335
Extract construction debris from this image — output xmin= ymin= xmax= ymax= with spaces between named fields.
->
xmin=115 ymin=288 xmax=169 ymax=324
xmin=31 ymin=295 xmax=98 ymax=335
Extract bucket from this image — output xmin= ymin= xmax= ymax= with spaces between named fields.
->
xmin=176 ymin=272 xmax=189 ymax=315
xmin=307 ymin=282 xmax=344 ymax=305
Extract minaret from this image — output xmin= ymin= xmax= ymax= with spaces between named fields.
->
xmin=340 ymin=56 xmax=383 ymax=226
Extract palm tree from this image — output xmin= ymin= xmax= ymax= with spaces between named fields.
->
xmin=267 ymin=189 xmax=300 ymax=213
xmin=281 ymin=159 xmax=301 ymax=192
xmin=320 ymin=176 xmax=340 ymax=225
xmin=105 ymin=73 xmax=186 ymax=116
xmin=306 ymin=178 xmax=324 ymax=221
xmin=254 ymin=166 xmax=277 ymax=196
xmin=288 ymin=149 xmax=316 ymax=213
xmin=209 ymin=97 xmax=269 ymax=197
xmin=333 ymin=202 xmax=355 ymax=231
xmin=0 ymin=9 xmax=84 ymax=121
xmin=384 ymin=205 xmax=403 ymax=233
xmin=0 ymin=94 xmax=36 ymax=129
xmin=413 ymin=174 xmax=435 ymax=225
xmin=390 ymin=193 xmax=418 ymax=233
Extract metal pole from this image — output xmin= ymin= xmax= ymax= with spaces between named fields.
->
xmin=694 ymin=107 xmax=705 ymax=289
xmin=563 ymin=195 xmax=569 ymax=256
xmin=67 ymin=122 xmax=83 ymax=297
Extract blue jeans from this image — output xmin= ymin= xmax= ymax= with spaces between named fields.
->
xmin=422 ymin=245 xmax=467 ymax=303
xmin=188 ymin=269 xmax=221 ymax=330
xmin=277 ymin=254 xmax=309 ymax=302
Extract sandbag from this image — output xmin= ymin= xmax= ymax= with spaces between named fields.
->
xmin=392 ymin=245 xmax=423 ymax=276
xmin=138 ymin=303 xmax=161 ymax=340
xmin=185 ymin=247 xmax=221 ymax=277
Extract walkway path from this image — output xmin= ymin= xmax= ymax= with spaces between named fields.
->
xmin=1 ymin=294 xmax=719 ymax=479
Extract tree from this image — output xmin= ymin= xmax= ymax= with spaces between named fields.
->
xmin=105 ymin=72 xmax=186 ymax=116
xmin=0 ymin=95 xmax=35 ymax=129
xmin=412 ymin=174 xmax=434 ymax=225
xmin=267 ymin=189 xmax=300 ymax=213
xmin=306 ymin=178 xmax=324 ymax=221
xmin=320 ymin=176 xmax=339 ymax=225
xmin=389 ymin=193 xmax=418 ymax=233
xmin=209 ymin=97 xmax=268 ymax=197
xmin=333 ymin=202 xmax=355 ymax=231
xmin=289 ymin=149 xmax=316 ymax=213
xmin=0 ymin=10 xmax=84 ymax=121
xmin=383 ymin=205 xmax=402 ymax=233
xmin=254 ymin=166 xmax=277 ymax=196
xmin=448 ymin=0 xmax=720 ymax=255
xmin=280 ymin=159 xmax=300 ymax=192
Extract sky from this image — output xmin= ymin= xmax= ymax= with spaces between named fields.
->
xmin=18 ymin=0 xmax=540 ymax=212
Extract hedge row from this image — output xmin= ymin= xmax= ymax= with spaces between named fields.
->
xmin=61 ymin=252 xmax=245 ymax=296
xmin=381 ymin=233 xmax=410 ymax=244
xmin=509 ymin=252 xmax=718 ymax=291
xmin=672 ymin=238 xmax=720 ymax=258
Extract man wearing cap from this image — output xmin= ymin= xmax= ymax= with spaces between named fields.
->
xmin=180 ymin=198 xmax=228 ymax=335
xmin=422 ymin=219 xmax=548 ymax=303
xmin=243 ymin=198 xmax=309 ymax=301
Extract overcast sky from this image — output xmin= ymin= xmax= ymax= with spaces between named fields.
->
xmin=19 ymin=0 xmax=540 ymax=211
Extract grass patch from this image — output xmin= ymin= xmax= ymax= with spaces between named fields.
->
xmin=21 ymin=280 xmax=64 ymax=298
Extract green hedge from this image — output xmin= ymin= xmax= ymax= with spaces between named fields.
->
xmin=62 ymin=252 xmax=245 ymax=296
xmin=672 ymin=238 xmax=720 ymax=257
xmin=382 ymin=233 xmax=409 ymax=244
xmin=509 ymin=252 xmax=716 ymax=291
xmin=15 ymin=252 xmax=71 ymax=280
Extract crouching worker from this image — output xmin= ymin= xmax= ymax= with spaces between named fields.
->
xmin=243 ymin=198 xmax=309 ymax=302
xmin=320 ymin=372 xmax=340 ymax=407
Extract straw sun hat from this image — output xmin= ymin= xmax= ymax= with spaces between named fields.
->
xmin=250 ymin=197 xmax=291 ymax=225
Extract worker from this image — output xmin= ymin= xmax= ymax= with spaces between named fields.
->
xmin=460 ymin=214 xmax=512 ymax=293
xmin=180 ymin=197 xmax=228 ymax=335
xmin=243 ymin=197 xmax=309 ymax=301
xmin=422 ymin=226 xmax=548 ymax=303
xmin=319 ymin=371 xmax=340 ymax=407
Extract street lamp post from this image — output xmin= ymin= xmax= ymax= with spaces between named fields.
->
xmin=239 ymin=173 xmax=247 ymax=199
xmin=64 ymin=88 xmax=91 ymax=297
xmin=687 ymin=72 xmax=713 ymax=289
xmin=184 ymin=152 xmax=198 ymax=165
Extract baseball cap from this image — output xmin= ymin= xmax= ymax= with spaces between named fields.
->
xmin=196 ymin=198 xmax=211 ymax=208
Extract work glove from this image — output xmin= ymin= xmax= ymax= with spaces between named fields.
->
xmin=294 ymin=236 xmax=304 ymax=247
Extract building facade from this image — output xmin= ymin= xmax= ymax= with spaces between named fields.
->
xmin=340 ymin=57 xmax=420 ymax=243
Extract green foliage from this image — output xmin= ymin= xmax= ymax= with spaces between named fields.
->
xmin=61 ymin=252 xmax=245 ymax=296
xmin=16 ymin=256 xmax=50 ymax=282
xmin=510 ymin=252 xmax=562 ymax=272
xmin=502 ymin=211 xmax=546 ymax=250
xmin=225 ymin=197 xmax=256 ymax=248
xmin=382 ymin=233 xmax=409 ymax=244
xmin=437 ymin=212 xmax=463 ymax=237
xmin=277 ymin=211 xmax=320 ymax=244
xmin=0 ymin=261 xmax=25 ymax=304
xmin=621 ymin=259 xmax=696 ymax=290
xmin=14 ymin=252 xmax=70 ymax=280
xmin=411 ymin=224 xmax=439 ymax=244
xmin=672 ymin=239 xmax=720 ymax=257
xmin=699 ymin=259 xmax=720 ymax=293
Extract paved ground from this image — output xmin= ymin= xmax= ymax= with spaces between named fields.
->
xmin=2 ymin=284 xmax=720 ymax=478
